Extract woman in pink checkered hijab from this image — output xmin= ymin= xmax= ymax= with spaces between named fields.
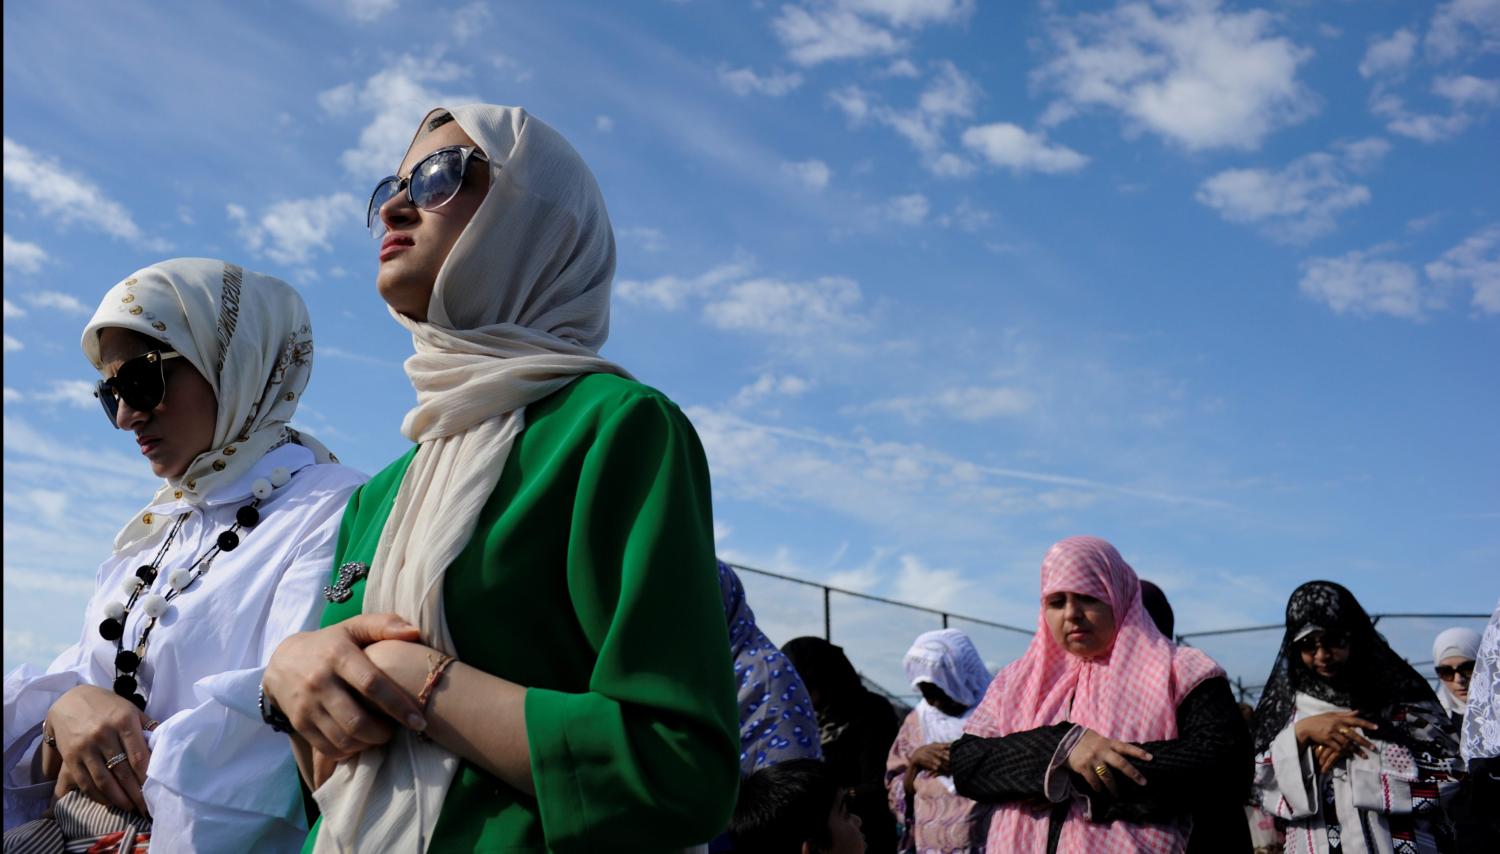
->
xmin=949 ymin=536 xmax=1252 ymax=853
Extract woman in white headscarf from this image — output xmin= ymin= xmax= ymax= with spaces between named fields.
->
xmin=261 ymin=105 xmax=738 ymax=852
xmin=884 ymin=628 xmax=994 ymax=853
xmin=1432 ymin=627 xmax=1481 ymax=728
xmin=3 ymin=259 xmax=363 ymax=852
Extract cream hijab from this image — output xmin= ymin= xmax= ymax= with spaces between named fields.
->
xmin=313 ymin=105 xmax=629 ymax=852
xmin=1432 ymin=627 xmax=1481 ymax=716
xmin=80 ymin=258 xmax=334 ymax=553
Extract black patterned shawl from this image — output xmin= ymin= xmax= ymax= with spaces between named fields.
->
xmin=1250 ymin=580 xmax=1439 ymax=753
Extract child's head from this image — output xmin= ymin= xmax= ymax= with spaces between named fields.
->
xmin=728 ymin=759 xmax=865 ymax=854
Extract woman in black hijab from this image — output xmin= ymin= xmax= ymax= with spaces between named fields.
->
xmin=1249 ymin=581 xmax=1462 ymax=854
xmin=781 ymin=636 xmax=900 ymax=852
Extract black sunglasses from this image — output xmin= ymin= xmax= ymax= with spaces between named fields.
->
xmin=366 ymin=145 xmax=490 ymax=240
xmin=1435 ymin=661 xmax=1475 ymax=681
xmin=1293 ymin=632 xmax=1350 ymax=654
xmin=94 ymin=350 xmax=183 ymax=425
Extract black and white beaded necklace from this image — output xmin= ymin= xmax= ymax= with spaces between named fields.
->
xmin=99 ymin=467 xmax=290 ymax=710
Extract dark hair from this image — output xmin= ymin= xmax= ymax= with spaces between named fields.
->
xmin=781 ymin=637 xmax=862 ymax=703
xmin=426 ymin=110 xmax=456 ymax=132
xmin=729 ymin=759 xmax=837 ymax=854
xmin=1139 ymin=580 xmax=1175 ymax=639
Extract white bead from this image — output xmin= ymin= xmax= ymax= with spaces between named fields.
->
xmin=269 ymin=467 xmax=290 ymax=488
xmin=141 ymin=593 xmax=169 ymax=619
xmin=104 ymin=601 xmax=126 ymax=621
xmin=251 ymin=479 xmax=273 ymax=500
xmin=168 ymin=568 xmax=194 ymax=592
xmin=121 ymin=576 xmax=143 ymax=595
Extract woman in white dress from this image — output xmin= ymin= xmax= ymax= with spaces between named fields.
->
xmin=3 ymin=259 xmax=365 ymax=852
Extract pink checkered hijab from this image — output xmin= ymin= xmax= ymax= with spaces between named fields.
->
xmin=965 ymin=536 xmax=1223 ymax=853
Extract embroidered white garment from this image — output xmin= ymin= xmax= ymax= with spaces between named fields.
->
xmin=1461 ymin=600 xmax=1500 ymax=763
xmin=312 ymin=104 xmax=630 ymax=853
xmin=902 ymin=629 xmax=990 ymax=794
xmin=3 ymin=444 xmax=365 ymax=851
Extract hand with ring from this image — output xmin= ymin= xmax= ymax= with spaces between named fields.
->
xmin=1294 ymin=711 xmax=1377 ymax=760
xmin=43 ymin=685 xmax=154 ymax=815
xmin=1065 ymin=728 xmax=1153 ymax=797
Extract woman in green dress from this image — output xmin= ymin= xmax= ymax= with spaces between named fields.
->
xmin=261 ymin=104 xmax=739 ymax=852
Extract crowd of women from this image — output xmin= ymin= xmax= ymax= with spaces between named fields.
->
xmin=0 ymin=102 xmax=1495 ymax=853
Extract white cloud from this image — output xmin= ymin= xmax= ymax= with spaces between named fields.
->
xmin=449 ymin=1 xmax=491 ymax=43
xmin=2 ymin=138 xmax=167 ymax=248
xmin=1425 ymin=223 xmax=1500 ymax=314
xmin=891 ymin=553 xmax=970 ymax=612
xmin=33 ymin=380 xmax=98 ymax=409
xmin=883 ymin=58 xmax=921 ymax=78
xmin=829 ymin=61 xmax=980 ymax=174
xmin=1359 ymin=29 xmax=1417 ymax=79
xmin=1037 ymin=0 xmax=1316 ymax=152
xmin=718 ymin=66 xmax=804 ymax=97
xmin=1433 ymin=74 xmax=1500 ymax=107
xmin=842 ymin=0 xmax=974 ymax=27
xmin=616 ymin=226 xmax=667 ymax=253
xmin=782 ymin=159 xmax=832 ymax=191
xmin=227 ymin=193 xmax=360 ymax=265
xmin=773 ymin=5 xmax=905 ymax=66
xmin=936 ymin=200 xmax=992 ymax=232
xmin=318 ymin=56 xmax=475 ymax=180
xmin=1196 ymin=140 xmax=1388 ymax=243
xmin=345 ymin=0 xmax=398 ymax=22
xmin=2 ymin=234 xmax=47 ymax=273
xmin=21 ymin=291 xmax=89 ymax=315
xmin=3 ymin=299 xmax=25 ymax=318
xmin=705 ymin=276 xmax=868 ymax=340
xmin=853 ymin=385 xmax=1032 ymax=423
xmin=960 ymin=123 xmax=1089 ymax=174
xmin=595 ymin=115 xmax=615 ymax=133
xmin=3 ymin=387 xmax=22 ymax=403
xmin=1425 ymin=0 xmax=1500 ymax=61
xmin=1299 ymin=248 xmax=1428 ymax=319
xmin=732 ymin=373 xmax=814 ymax=407
xmin=3 ymin=335 xmax=21 ymax=352
xmin=883 ymin=193 xmax=929 ymax=225
xmin=616 ymin=260 xmax=754 ymax=311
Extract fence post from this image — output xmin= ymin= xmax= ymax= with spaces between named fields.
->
xmin=942 ymin=612 xmax=950 ymax=629
xmin=824 ymin=586 xmax=832 ymax=641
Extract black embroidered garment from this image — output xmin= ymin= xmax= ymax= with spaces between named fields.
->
xmin=951 ymin=675 xmax=1252 ymax=854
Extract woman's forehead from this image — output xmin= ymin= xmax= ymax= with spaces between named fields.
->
xmin=400 ymin=121 xmax=479 ymax=174
xmin=97 ymin=327 xmax=163 ymax=362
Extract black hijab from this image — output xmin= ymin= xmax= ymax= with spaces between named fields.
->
xmin=1250 ymin=581 xmax=1437 ymax=753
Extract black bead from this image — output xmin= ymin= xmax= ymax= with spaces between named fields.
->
xmin=136 ymin=565 xmax=158 ymax=583
xmin=236 ymin=505 xmax=260 ymax=528
xmin=115 ymin=650 xmax=140 ymax=673
xmin=128 ymin=693 xmax=147 ymax=710
xmin=113 ymin=674 xmax=137 ymax=696
xmin=99 ymin=618 xmax=124 ymax=641
xmin=217 ymin=530 xmax=240 ymax=552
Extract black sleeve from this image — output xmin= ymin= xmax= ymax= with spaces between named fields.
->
xmin=950 ymin=724 xmax=1074 ymax=803
xmin=1088 ymin=676 xmax=1252 ymax=829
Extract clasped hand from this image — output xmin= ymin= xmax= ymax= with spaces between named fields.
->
xmin=43 ymin=684 xmax=153 ymax=815
xmin=262 ymin=613 xmax=433 ymax=783
xmin=1295 ymin=711 xmax=1377 ymax=775
xmin=1065 ymin=728 xmax=1153 ymax=798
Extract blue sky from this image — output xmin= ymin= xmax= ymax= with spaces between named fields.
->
xmin=3 ymin=0 xmax=1496 ymax=696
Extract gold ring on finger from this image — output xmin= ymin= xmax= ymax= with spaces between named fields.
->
xmin=1338 ymin=726 xmax=1351 ymax=735
xmin=105 ymin=752 xmax=128 ymax=770
xmin=1093 ymin=764 xmax=1112 ymax=779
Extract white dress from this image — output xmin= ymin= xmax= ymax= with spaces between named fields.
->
xmin=3 ymin=444 xmax=365 ymax=852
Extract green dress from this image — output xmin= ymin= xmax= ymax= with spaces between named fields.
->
xmin=311 ymin=374 xmax=739 ymax=852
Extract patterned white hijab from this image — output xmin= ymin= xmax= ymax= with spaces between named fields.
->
xmin=80 ymin=258 xmax=333 ymax=552
xmin=313 ymin=105 xmax=629 ymax=852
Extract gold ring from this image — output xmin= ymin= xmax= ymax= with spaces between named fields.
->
xmin=1093 ymin=764 xmax=1111 ymax=779
xmin=105 ymin=752 xmax=128 ymax=770
xmin=1339 ymin=726 xmax=1351 ymax=735
xmin=144 ymin=719 xmax=160 ymax=732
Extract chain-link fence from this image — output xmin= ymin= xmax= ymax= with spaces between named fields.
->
xmin=731 ymin=561 xmax=1489 ymax=708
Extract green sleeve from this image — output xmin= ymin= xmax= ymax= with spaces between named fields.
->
xmin=524 ymin=393 xmax=740 ymax=851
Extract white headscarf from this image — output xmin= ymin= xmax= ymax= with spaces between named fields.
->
xmin=1432 ymin=626 xmax=1481 ymax=716
xmin=313 ymin=105 xmax=629 ymax=853
xmin=903 ymin=628 xmax=990 ymax=794
xmin=80 ymin=258 xmax=334 ymax=552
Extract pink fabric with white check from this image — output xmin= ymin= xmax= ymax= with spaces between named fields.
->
xmin=964 ymin=536 xmax=1223 ymax=853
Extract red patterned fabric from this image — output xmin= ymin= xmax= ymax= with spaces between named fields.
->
xmin=964 ymin=536 xmax=1223 ymax=853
